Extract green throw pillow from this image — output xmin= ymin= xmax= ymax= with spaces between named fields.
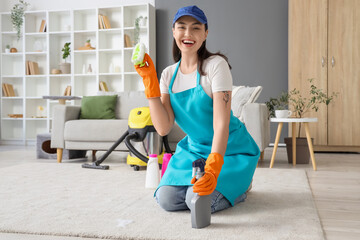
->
xmin=80 ymin=95 xmax=117 ymax=119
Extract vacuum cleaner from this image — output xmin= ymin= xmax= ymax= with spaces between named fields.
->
xmin=82 ymin=107 xmax=172 ymax=170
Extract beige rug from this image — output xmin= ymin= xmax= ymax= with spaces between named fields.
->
xmin=0 ymin=162 xmax=324 ymax=240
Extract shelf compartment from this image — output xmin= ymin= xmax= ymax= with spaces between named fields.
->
xmin=1 ymin=98 xmax=23 ymax=118
xmin=25 ymin=54 xmax=47 ymax=75
xmin=123 ymin=49 xmax=138 ymax=73
xmin=123 ymin=27 xmax=147 ymax=48
xmin=99 ymin=75 xmax=124 ymax=92
xmin=1 ymin=33 xmax=23 ymax=53
xmin=49 ymin=10 xmax=71 ymax=32
xmin=123 ymin=74 xmax=144 ymax=91
xmin=49 ymin=76 xmax=71 ymax=96
xmin=25 ymin=98 xmax=47 ymax=118
xmin=73 ymin=75 xmax=97 ymax=96
xmin=1 ymin=13 xmax=13 ymax=32
xmin=74 ymin=32 xmax=96 ymax=51
xmin=2 ymin=55 xmax=24 ymax=76
xmin=24 ymin=11 xmax=47 ymax=33
xmin=25 ymin=120 xmax=48 ymax=140
xmin=1 ymin=120 xmax=23 ymax=140
xmin=123 ymin=5 xmax=148 ymax=28
xmin=49 ymin=33 xmax=71 ymax=74
xmin=99 ymin=51 xmax=122 ymax=74
xmin=98 ymin=7 xmax=122 ymax=29
xmin=25 ymin=34 xmax=47 ymax=52
xmin=25 ymin=77 xmax=47 ymax=97
xmin=2 ymin=77 xmax=23 ymax=97
xmin=74 ymin=51 xmax=96 ymax=74
xmin=99 ymin=30 xmax=123 ymax=50
xmin=73 ymin=9 xmax=97 ymax=31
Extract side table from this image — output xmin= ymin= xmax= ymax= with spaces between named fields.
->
xmin=42 ymin=96 xmax=81 ymax=104
xmin=270 ymin=117 xmax=318 ymax=171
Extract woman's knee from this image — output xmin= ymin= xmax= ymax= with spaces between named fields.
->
xmin=156 ymin=186 xmax=188 ymax=211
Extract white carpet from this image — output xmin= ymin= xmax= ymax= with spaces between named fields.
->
xmin=0 ymin=162 xmax=324 ymax=240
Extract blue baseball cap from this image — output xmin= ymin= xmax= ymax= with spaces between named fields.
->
xmin=172 ymin=5 xmax=207 ymax=26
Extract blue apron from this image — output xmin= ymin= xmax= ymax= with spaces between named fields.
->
xmin=157 ymin=61 xmax=260 ymax=205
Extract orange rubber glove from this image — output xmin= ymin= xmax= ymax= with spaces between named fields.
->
xmin=191 ymin=153 xmax=224 ymax=196
xmin=134 ymin=53 xmax=161 ymax=99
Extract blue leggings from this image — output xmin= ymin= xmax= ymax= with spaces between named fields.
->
xmin=155 ymin=186 xmax=247 ymax=213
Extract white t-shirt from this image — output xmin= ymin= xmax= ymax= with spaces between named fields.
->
xmin=160 ymin=55 xmax=233 ymax=98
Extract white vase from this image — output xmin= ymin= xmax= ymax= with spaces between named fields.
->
xmin=109 ymin=63 xmax=114 ymax=73
xmin=5 ymin=49 xmax=10 ymax=53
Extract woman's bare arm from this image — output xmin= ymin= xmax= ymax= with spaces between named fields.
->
xmin=211 ymin=91 xmax=232 ymax=156
xmin=148 ymin=94 xmax=175 ymax=136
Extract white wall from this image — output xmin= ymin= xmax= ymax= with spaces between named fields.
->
xmin=0 ymin=0 xmax=155 ymax=12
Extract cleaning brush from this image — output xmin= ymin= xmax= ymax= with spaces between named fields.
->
xmin=131 ymin=43 xmax=148 ymax=67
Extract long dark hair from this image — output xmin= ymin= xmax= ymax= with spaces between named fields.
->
xmin=172 ymin=26 xmax=232 ymax=76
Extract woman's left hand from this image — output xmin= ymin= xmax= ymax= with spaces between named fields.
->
xmin=192 ymin=153 xmax=224 ymax=195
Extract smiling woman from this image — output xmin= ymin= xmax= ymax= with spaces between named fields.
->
xmin=133 ymin=5 xmax=260 ymax=216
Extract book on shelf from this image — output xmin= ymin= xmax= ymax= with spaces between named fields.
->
xmin=39 ymin=19 xmax=46 ymax=32
xmin=99 ymin=81 xmax=109 ymax=92
xmin=26 ymin=61 xmax=40 ymax=75
xmin=26 ymin=61 xmax=30 ymax=75
xmin=103 ymin=16 xmax=111 ymax=29
xmin=98 ymin=15 xmax=112 ymax=29
xmin=6 ymin=84 xmax=15 ymax=97
xmin=98 ymin=15 xmax=104 ymax=29
xmin=2 ymin=83 xmax=15 ymax=97
xmin=64 ymin=86 xmax=71 ymax=96
xmin=2 ymin=83 xmax=9 ymax=97
xmin=124 ymin=34 xmax=132 ymax=47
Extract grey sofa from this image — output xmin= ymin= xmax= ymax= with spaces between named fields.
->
xmin=51 ymin=91 xmax=269 ymax=162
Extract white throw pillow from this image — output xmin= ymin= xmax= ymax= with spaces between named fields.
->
xmin=231 ymin=86 xmax=263 ymax=122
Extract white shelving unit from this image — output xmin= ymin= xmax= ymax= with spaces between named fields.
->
xmin=0 ymin=4 xmax=156 ymax=144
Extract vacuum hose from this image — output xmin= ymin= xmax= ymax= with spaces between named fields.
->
xmin=94 ymin=130 xmax=129 ymax=165
xmin=125 ymin=133 xmax=149 ymax=163
xmin=162 ymin=135 xmax=172 ymax=154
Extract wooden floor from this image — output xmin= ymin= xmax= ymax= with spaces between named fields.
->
xmin=0 ymin=145 xmax=359 ymax=240
xmin=257 ymin=148 xmax=360 ymax=240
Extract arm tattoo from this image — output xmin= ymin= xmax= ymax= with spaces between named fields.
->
xmin=222 ymin=91 xmax=230 ymax=107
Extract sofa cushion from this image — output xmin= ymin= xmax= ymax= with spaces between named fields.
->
xmin=231 ymin=86 xmax=262 ymax=122
xmin=64 ymin=119 xmax=129 ymax=142
xmin=97 ymin=91 xmax=149 ymax=119
xmin=80 ymin=95 xmax=117 ymax=119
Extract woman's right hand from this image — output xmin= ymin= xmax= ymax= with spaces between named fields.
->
xmin=135 ymin=54 xmax=161 ymax=99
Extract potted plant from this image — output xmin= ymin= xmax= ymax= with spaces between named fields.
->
xmin=134 ymin=17 xmax=142 ymax=44
xmin=5 ymin=45 xmax=11 ymax=53
xmin=139 ymin=16 xmax=147 ymax=27
xmin=284 ymin=79 xmax=338 ymax=163
xmin=59 ymin=42 xmax=71 ymax=74
xmin=11 ymin=0 xmax=29 ymax=41
xmin=265 ymin=91 xmax=290 ymax=118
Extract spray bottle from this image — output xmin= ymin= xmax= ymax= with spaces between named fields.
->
xmin=190 ymin=158 xmax=211 ymax=229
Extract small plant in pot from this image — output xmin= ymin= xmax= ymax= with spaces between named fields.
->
xmin=5 ymin=45 xmax=11 ymax=53
xmin=265 ymin=91 xmax=290 ymax=119
xmin=286 ymin=79 xmax=337 ymax=164
xmin=59 ymin=42 xmax=71 ymax=74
